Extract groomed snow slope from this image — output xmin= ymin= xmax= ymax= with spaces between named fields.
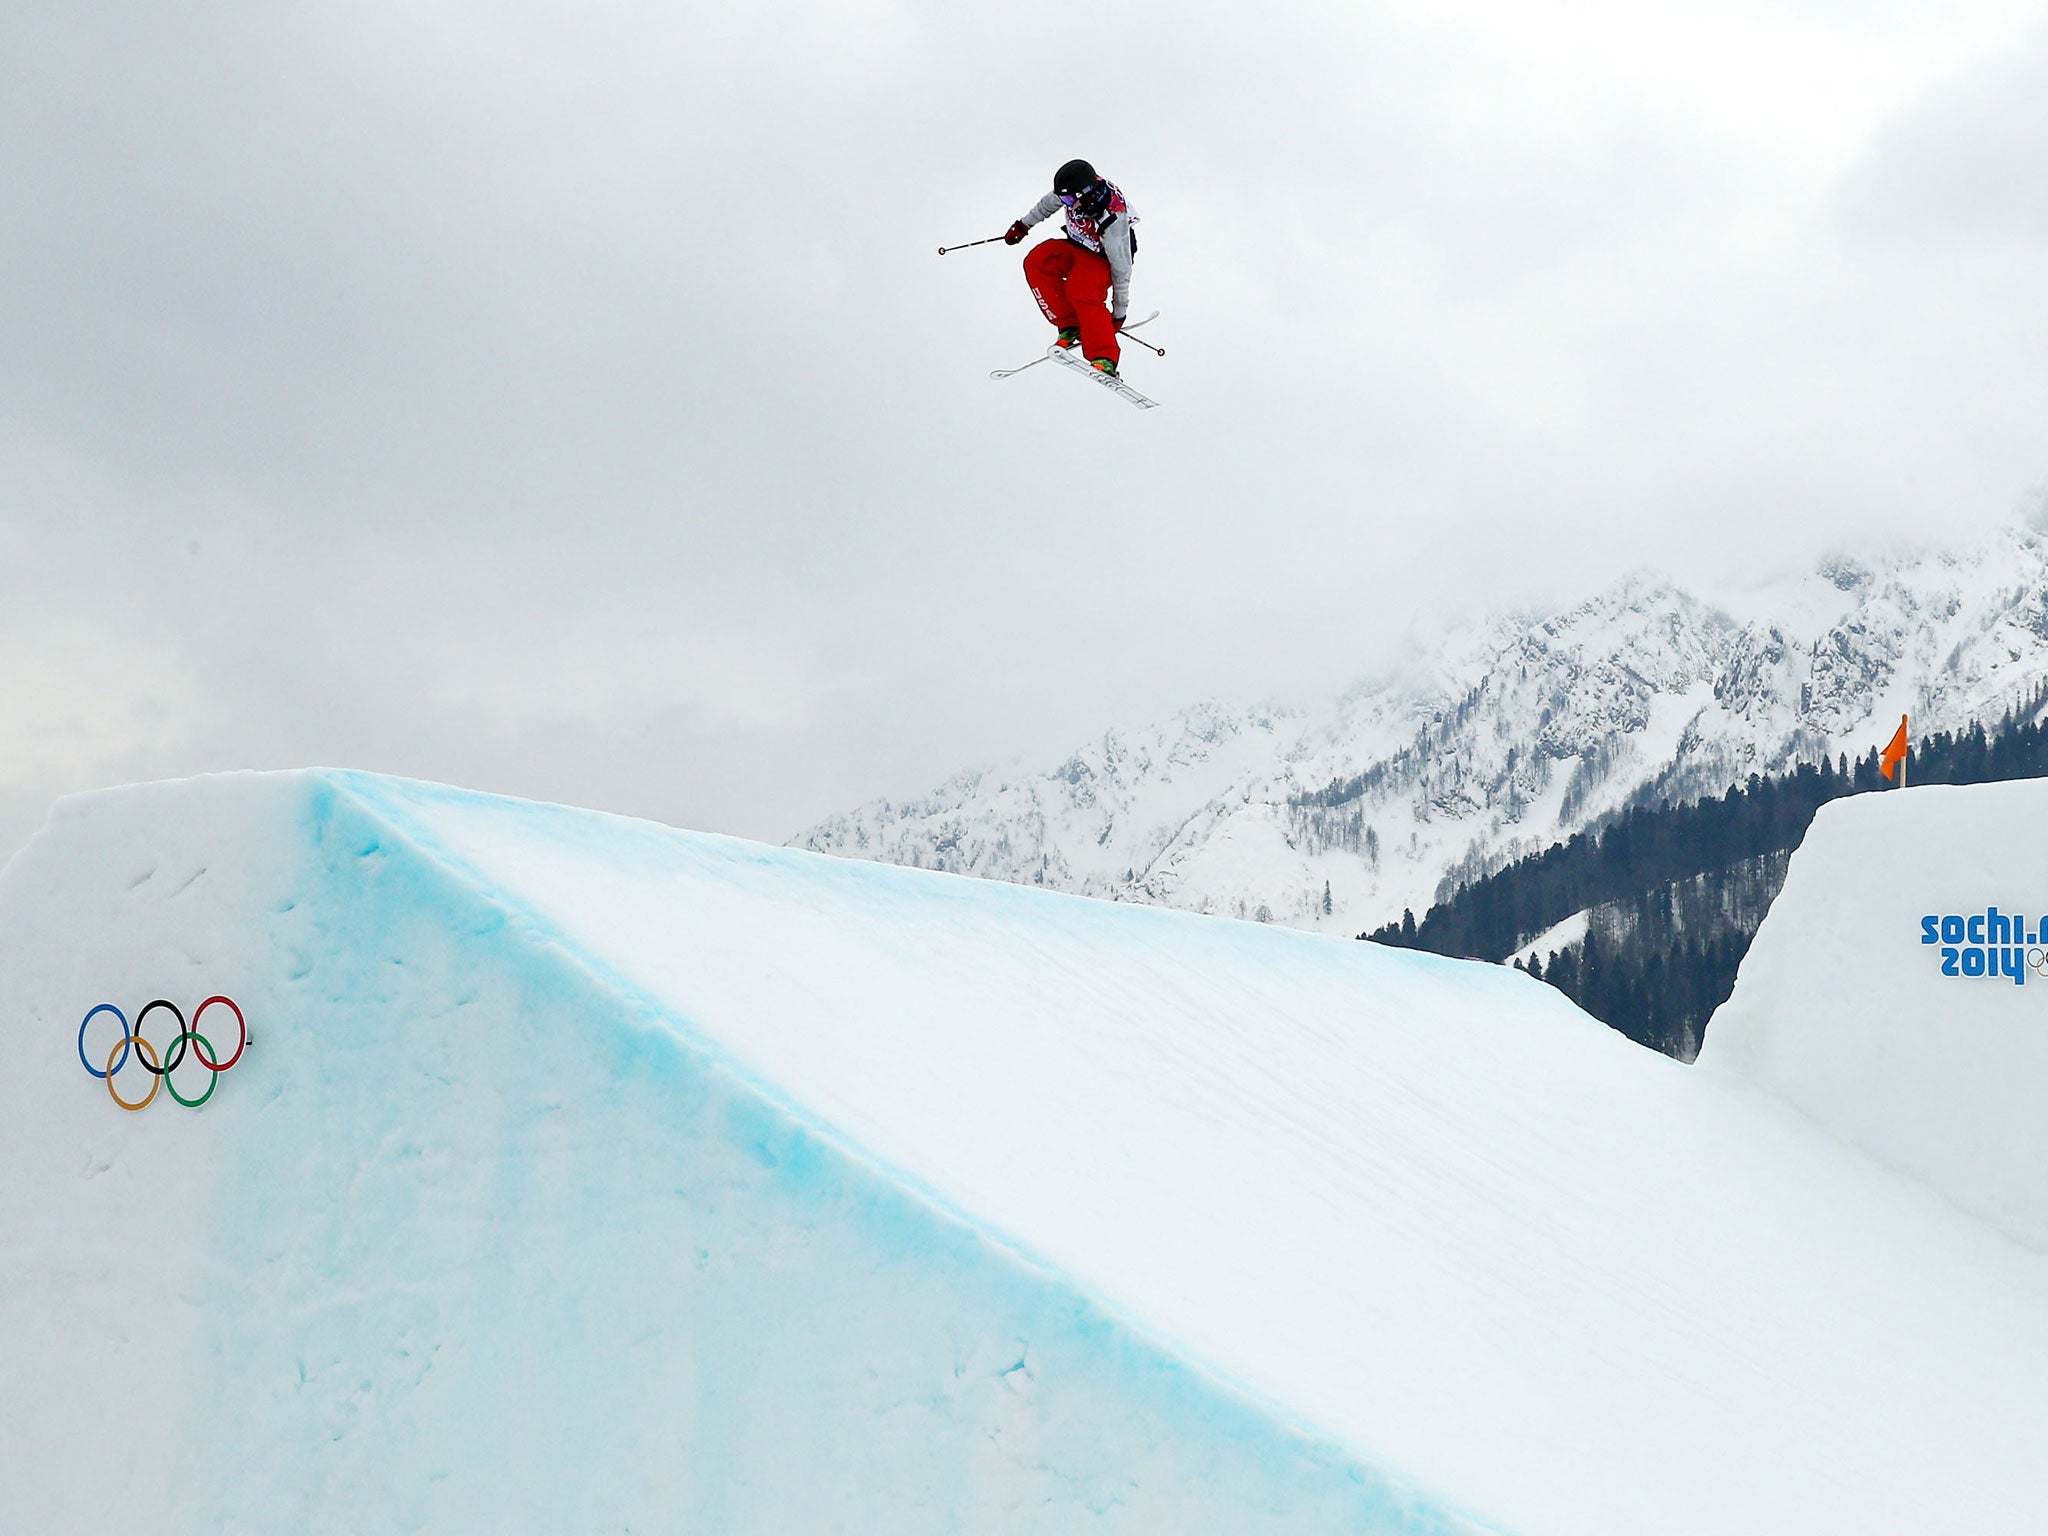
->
xmin=4 ymin=771 xmax=2047 ymax=1535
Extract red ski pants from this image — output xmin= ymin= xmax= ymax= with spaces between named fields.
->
xmin=1023 ymin=238 xmax=1118 ymax=365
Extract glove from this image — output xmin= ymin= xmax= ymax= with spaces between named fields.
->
xmin=1112 ymin=313 xmax=1126 ymax=329
xmin=1004 ymin=220 xmax=1029 ymax=246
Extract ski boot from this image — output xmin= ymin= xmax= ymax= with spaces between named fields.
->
xmin=1056 ymin=327 xmax=1082 ymax=350
xmin=1090 ymin=357 xmax=1119 ymax=377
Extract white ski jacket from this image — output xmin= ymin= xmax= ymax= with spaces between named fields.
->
xmin=1019 ymin=186 xmax=1136 ymax=321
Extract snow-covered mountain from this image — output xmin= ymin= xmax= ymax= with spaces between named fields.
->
xmin=796 ymin=525 xmax=2048 ymax=937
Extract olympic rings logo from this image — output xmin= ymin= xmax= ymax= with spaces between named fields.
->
xmin=77 ymin=996 xmax=248 ymax=1111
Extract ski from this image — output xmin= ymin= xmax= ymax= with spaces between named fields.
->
xmin=989 ymin=312 xmax=1160 ymax=381
xmin=1047 ymin=345 xmax=1158 ymax=409
xmin=990 ymin=354 xmax=1052 ymax=381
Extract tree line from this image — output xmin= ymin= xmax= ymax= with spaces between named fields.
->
xmin=1363 ymin=680 xmax=2048 ymax=1058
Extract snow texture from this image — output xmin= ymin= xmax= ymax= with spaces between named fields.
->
xmin=800 ymin=525 xmax=2048 ymax=943
xmin=1505 ymin=908 xmax=1590 ymax=967
xmin=1703 ymin=778 xmax=2048 ymax=1251
xmin=4 ymin=769 xmax=2048 ymax=1534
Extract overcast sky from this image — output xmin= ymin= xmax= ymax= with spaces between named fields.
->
xmin=4 ymin=0 xmax=2046 ymax=861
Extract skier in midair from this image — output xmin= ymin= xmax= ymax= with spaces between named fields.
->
xmin=1004 ymin=159 xmax=1136 ymax=376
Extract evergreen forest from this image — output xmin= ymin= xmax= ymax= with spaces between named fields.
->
xmin=1363 ymin=683 xmax=2048 ymax=1059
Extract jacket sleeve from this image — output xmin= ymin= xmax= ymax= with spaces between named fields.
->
xmin=1100 ymin=216 xmax=1134 ymax=321
xmin=1018 ymin=191 xmax=1063 ymax=229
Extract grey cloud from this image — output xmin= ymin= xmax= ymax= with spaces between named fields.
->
xmin=1 ymin=2 xmax=2041 ymax=865
xmin=1838 ymin=27 xmax=2048 ymax=247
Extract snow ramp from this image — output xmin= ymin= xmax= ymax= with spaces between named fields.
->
xmin=1704 ymin=778 xmax=2048 ymax=1250
xmin=4 ymin=770 xmax=2047 ymax=1535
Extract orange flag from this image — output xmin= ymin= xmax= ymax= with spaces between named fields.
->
xmin=1879 ymin=714 xmax=1909 ymax=783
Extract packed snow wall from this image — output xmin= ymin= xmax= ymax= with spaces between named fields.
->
xmin=7 ymin=770 xmax=2048 ymax=1536
xmin=0 ymin=772 xmax=1494 ymax=1535
xmin=1703 ymin=778 xmax=2048 ymax=1250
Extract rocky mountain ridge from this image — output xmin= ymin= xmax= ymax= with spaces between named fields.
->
xmin=796 ymin=526 xmax=2048 ymax=936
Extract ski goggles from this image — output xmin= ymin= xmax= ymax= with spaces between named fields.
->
xmin=1057 ymin=190 xmax=1080 ymax=206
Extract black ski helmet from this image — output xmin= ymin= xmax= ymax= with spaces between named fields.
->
xmin=1054 ymin=159 xmax=1098 ymax=196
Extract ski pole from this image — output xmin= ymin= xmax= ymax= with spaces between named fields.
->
xmin=938 ymin=235 xmax=1010 ymax=255
xmin=1121 ymin=330 xmax=1166 ymax=358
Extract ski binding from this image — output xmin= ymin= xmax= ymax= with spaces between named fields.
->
xmin=1046 ymin=345 xmax=1157 ymax=408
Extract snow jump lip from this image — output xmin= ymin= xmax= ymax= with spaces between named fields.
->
xmin=9 ymin=768 xmax=2048 ymax=1536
